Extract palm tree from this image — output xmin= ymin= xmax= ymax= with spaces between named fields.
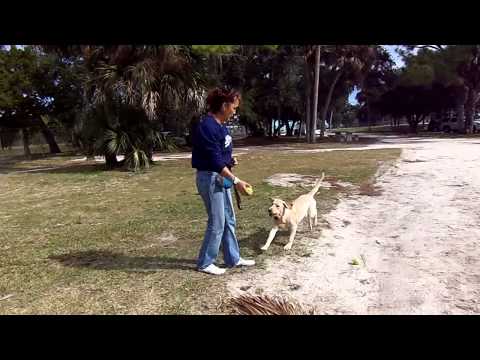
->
xmin=80 ymin=45 xmax=205 ymax=170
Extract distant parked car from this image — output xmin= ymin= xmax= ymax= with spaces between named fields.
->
xmin=440 ymin=117 xmax=462 ymax=133
xmin=427 ymin=118 xmax=441 ymax=132
xmin=428 ymin=115 xmax=480 ymax=133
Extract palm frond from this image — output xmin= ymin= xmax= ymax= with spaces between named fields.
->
xmin=125 ymin=147 xmax=150 ymax=172
xmin=230 ymin=294 xmax=317 ymax=315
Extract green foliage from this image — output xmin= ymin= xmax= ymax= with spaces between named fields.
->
xmin=192 ymin=45 xmax=278 ymax=55
xmin=400 ymin=63 xmax=435 ymax=86
xmin=0 ymin=46 xmax=46 ymax=111
xmin=375 ymin=45 xmax=480 ymax=132
xmin=191 ymin=45 xmax=238 ymax=54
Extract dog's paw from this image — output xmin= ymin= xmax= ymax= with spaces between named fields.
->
xmin=260 ymin=245 xmax=269 ymax=251
xmin=283 ymin=244 xmax=292 ymax=251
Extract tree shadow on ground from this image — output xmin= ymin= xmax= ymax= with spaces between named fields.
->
xmin=1 ymin=163 xmax=108 ymax=175
xmin=0 ymin=151 xmax=105 ymax=175
xmin=49 ymin=250 xmax=197 ymax=272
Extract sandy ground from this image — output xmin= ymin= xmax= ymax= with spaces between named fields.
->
xmin=228 ymin=136 xmax=480 ymax=314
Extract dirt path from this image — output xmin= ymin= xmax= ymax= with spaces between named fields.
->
xmin=228 ymin=136 xmax=480 ymax=314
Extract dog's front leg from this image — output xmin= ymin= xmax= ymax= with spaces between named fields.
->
xmin=261 ymin=226 xmax=279 ymax=251
xmin=284 ymin=225 xmax=298 ymax=250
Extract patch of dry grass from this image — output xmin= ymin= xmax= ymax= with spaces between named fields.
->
xmin=358 ymin=182 xmax=384 ymax=196
xmin=0 ymin=145 xmax=400 ymax=314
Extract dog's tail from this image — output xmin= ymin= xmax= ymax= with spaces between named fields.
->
xmin=308 ymin=172 xmax=325 ymax=197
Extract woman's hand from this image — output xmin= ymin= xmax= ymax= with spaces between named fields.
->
xmin=235 ymin=180 xmax=252 ymax=196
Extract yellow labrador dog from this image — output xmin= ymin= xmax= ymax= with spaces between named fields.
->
xmin=261 ymin=173 xmax=325 ymax=251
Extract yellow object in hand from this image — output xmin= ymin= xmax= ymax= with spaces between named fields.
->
xmin=245 ymin=185 xmax=253 ymax=196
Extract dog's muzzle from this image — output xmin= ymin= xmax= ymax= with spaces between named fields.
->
xmin=268 ymin=208 xmax=273 ymax=216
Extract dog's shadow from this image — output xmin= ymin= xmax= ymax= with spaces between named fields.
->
xmin=240 ymin=225 xmax=320 ymax=254
xmin=240 ymin=228 xmax=294 ymax=254
xmin=49 ymin=250 xmax=197 ymax=272
xmin=240 ymin=229 xmax=268 ymax=255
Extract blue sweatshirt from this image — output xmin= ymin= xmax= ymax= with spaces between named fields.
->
xmin=191 ymin=114 xmax=233 ymax=173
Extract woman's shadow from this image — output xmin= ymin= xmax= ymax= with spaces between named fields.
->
xmin=49 ymin=250 xmax=197 ymax=272
xmin=50 ymin=229 xmax=273 ymax=272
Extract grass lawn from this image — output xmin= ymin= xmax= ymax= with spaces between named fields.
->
xmin=0 ymin=144 xmax=400 ymax=314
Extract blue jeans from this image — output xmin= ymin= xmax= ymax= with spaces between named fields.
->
xmin=196 ymin=171 xmax=240 ymax=269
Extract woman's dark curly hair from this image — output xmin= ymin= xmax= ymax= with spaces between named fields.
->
xmin=206 ymin=87 xmax=241 ymax=113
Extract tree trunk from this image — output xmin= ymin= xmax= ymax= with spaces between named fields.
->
xmin=105 ymin=152 xmax=120 ymax=170
xmin=38 ymin=119 xmax=61 ymax=154
xmin=418 ymin=115 xmax=425 ymax=133
xmin=304 ymin=47 xmax=315 ymax=142
xmin=277 ymin=104 xmax=282 ymax=136
xmin=305 ymin=73 xmax=312 ymax=142
xmin=408 ymin=115 xmax=420 ymax=133
xmin=456 ymin=103 xmax=466 ymax=133
xmin=454 ymin=86 xmax=468 ymax=133
xmin=465 ymin=90 xmax=478 ymax=134
xmin=273 ymin=119 xmax=281 ymax=137
xmin=321 ymin=70 xmax=343 ymax=136
xmin=286 ymin=120 xmax=294 ymax=137
xmin=297 ymin=117 xmax=304 ymax=138
xmin=366 ymin=103 xmax=371 ymax=131
xmin=22 ymin=128 xmax=32 ymax=159
xmin=311 ymin=45 xmax=321 ymax=143
xmin=86 ymin=141 xmax=95 ymax=160
xmin=71 ymin=130 xmax=81 ymax=148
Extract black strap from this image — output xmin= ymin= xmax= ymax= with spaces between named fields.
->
xmin=234 ymin=186 xmax=242 ymax=210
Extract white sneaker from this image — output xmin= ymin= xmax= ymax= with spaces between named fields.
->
xmin=198 ymin=264 xmax=226 ymax=275
xmin=236 ymin=258 xmax=255 ymax=267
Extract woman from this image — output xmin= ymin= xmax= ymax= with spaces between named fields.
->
xmin=192 ymin=88 xmax=255 ymax=275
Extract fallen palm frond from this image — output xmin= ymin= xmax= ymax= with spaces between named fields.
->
xmin=229 ymin=294 xmax=316 ymax=315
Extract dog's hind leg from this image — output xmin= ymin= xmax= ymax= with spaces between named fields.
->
xmin=308 ymin=203 xmax=317 ymax=230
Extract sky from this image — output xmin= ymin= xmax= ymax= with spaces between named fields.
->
xmin=2 ymin=45 xmax=24 ymax=50
xmin=348 ymin=45 xmax=404 ymax=105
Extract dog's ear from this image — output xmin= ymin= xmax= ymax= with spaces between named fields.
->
xmin=282 ymin=200 xmax=291 ymax=209
xmin=270 ymin=197 xmax=276 ymax=202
